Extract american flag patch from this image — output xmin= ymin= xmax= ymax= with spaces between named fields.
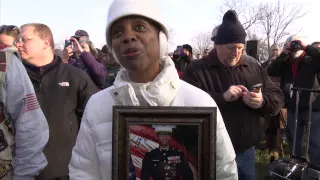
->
xmin=24 ymin=94 xmax=39 ymax=112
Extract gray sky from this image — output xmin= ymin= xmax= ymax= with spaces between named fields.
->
xmin=0 ymin=0 xmax=318 ymax=51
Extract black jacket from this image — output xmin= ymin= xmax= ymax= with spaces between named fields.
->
xmin=23 ymin=56 xmax=99 ymax=179
xmin=141 ymin=148 xmax=194 ymax=180
xmin=183 ymin=51 xmax=284 ymax=153
xmin=267 ymin=46 xmax=320 ymax=111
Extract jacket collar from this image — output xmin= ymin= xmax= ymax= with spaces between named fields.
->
xmin=24 ymin=56 xmax=60 ymax=80
xmin=110 ymin=56 xmax=180 ymax=106
xmin=205 ymin=49 xmax=249 ymax=67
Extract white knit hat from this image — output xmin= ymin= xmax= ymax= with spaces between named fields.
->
xmin=285 ymin=34 xmax=306 ymax=45
xmin=106 ymin=0 xmax=169 ymax=57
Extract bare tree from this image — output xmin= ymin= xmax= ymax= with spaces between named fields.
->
xmin=259 ymin=0 xmax=307 ymax=56
xmin=218 ymin=0 xmax=265 ymax=30
xmin=167 ymin=28 xmax=175 ymax=45
xmin=191 ymin=32 xmax=213 ymax=55
xmin=217 ymin=0 xmax=307 ymax=60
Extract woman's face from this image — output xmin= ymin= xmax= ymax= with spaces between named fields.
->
xmin=79 ymin=40 xmax=90 ymax=52
xmin=0 ymin=34 xmax=16 ymax=47
xmin=110 ymin=16 xmax=160 ymax=72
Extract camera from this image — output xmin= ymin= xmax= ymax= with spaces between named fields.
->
xmin=289 ymin=41 xmax=301 ymax=52
xmin=64 ymin=40 xmax=73 ymax=48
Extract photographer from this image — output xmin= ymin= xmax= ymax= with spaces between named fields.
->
xmin=62 ymin=35 xmax=106 ymax=89
xmin=267 ymin=35 xmax=320 ymax=168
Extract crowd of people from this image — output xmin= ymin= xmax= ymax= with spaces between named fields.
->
xmin=0 ymin=0 xmax=320 ymax=179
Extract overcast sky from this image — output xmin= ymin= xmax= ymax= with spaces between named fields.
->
xmin=0 ymin=0 xmax=318 ymax=51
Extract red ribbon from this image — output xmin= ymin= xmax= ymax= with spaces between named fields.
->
xmin=290 ymin=51 xmax=306 ymax=80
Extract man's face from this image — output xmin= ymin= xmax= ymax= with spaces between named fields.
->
xmin=203 ymin=49 xmax=210 ymax=57
xmin=216 ymin=43 xmax=244 ymax=67
xmin=270 ymin=46 xmax=280 ymax=58
xmin=183 ymin=48 xmax=190 ymax=56
xmin=110 ymin=16 xmax=160 ymax=72
xmin=158 ymin=134 xmax=171 ymax=146
xmin=16 ymin=26 xmax=48 ymax=61
xmin=79 ymin=40 xmax=90 ymax=52
xmin=0 ymin=34 xmax=15 ymax=47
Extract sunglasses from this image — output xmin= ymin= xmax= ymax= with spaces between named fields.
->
xmin=0 ymin=25 xmax=20 ymax=33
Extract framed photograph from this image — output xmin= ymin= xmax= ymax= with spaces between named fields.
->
xmin=112 ymin=106 xmax=217 ymax=180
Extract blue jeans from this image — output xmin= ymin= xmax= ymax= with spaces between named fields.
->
xmin=235 ymin=147 xmax=256 ymax=180
xmin=287 ymin=111 xmax=320 ymax=167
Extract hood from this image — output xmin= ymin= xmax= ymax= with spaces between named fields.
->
xmin=112 ymin=56 xmax=180 ymax=106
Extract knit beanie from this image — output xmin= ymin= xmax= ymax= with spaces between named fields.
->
xmin=182 ymin=44 xmax=192 ymax=54
xmin=211 ymin=25 xmax=220 ymax=41
xmin=215 ymin=10 xmax=247 ymax=45
xmin=105 ymin=0 xmax=169 ymax=63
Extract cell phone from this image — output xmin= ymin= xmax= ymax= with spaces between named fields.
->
xmin=251 ymin=83 xmax=262 ymax=93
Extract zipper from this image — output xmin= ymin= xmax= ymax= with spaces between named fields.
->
xmin=39 ymin=82 xmax=43 ymax=108
xmin=225 ymin=68 xmax=245 ymax=145
xmin=40 ymin=67 xmax=44 ymax=75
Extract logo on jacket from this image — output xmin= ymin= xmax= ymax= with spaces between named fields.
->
xmin=59 ymin=82 xmax=70 ymax=87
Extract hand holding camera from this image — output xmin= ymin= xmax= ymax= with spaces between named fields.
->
xmin=62 ymin=36 xmax=84 ymax=60
xmin=283 ymin=40 xmax=308 ymax=54
xmin=69 ymin=36 xmax=84 ymax=53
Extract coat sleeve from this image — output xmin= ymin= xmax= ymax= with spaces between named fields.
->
xmin=209 ymin=99 xmax=238 ymax=180
xmin=140 ymin=152 xmax=151 ymax=180
xmin=4 ymin=54 xmax=49 ymax=180
xmin=76 ymin=69 xmax=99 ymax=121
xmin=69 ymin=97 xmax=101 ymax=180
xmin=259 ymin=66 xmax=284 ymax=115
xmin=305 ymin=45 xmax=320 ymax=67
xmin=183 ymin=63 xmax=202 ymax=89
xmin=79 ymin=52 xmax=106 ymax=89
xmin=183 ymin=65 xmax=227 ymax=106
xmin=267 ymin=53 xmax=289 ymax=77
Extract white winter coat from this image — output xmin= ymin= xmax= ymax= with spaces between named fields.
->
xmin=69 ymin=57 xmax=238 ymax=180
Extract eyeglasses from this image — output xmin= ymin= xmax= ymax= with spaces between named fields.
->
xmin=0 ymin=25 xmax=19 ymax=33
xmin=14 ymin=37 xmax=33 ymax=45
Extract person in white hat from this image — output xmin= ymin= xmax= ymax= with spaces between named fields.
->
xmin=140 ymin=125 xmax=194 ymax=180
xmin=68 ymin=0 xmax=237 ymax=179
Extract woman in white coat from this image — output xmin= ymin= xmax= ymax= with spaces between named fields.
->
xmin=68 ymin=0 xmax=238 ymax=179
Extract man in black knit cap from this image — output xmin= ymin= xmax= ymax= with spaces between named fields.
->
xmin=175 ymin=44 xmax=194 ymax=72
xmin=183 ymin=10 xmax=284 ymax=180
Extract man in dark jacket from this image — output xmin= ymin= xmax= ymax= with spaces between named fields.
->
xmin=16 ymin=23 xmax=99 ymax=180
xmin=183 ymin=10 xmax=284 ymax=180
xmin=267 ymin=35 xmax=320 ymax=168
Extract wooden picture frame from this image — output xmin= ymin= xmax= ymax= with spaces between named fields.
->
xmin=112 ymin=106 xmax=217 ymax=180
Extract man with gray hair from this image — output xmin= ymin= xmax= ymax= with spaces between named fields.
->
xmin=184 ymin=10 xmax=284 ymax=180
xmin=267 ymin=34 xmax=320 ymax=169
xmin=210 ymin=24 xmax=260 ymax=65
